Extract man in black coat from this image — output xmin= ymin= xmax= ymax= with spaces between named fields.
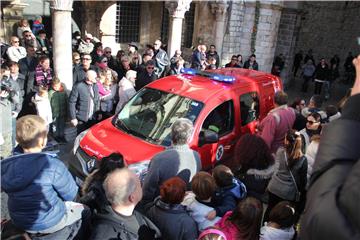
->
xmin=90 ymin=168 xmax=161 ymax=240
xmin=300 ymin=55 xmax=360 ymax=240
xmin=153 ymin=39 xmax=169 ymax=78
xmin=135 ymin=60 xmax=157 ymax=92
xmin=73 ymin=53 xmax=98 ymax=84
xmin=18 ymin=46 xmax=38 ymax=96
xmin=69 ymin=70 xmax=100 ymax=134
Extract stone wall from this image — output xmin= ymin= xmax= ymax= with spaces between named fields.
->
xmin=295 ymin=1 xmax=360 ymax=67
xmin=192 ymin=2 xmax=216 ymax=46
xmin=222 ymin=1 xmax=245 ymax=65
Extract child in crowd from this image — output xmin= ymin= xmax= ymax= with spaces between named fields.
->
xmin=198 ymin=228 xmax=227 ymax=240
xmin=1 ymin=115 xmax=90 ymax=239
xmin=207 ymin=165 xmax=247 ymax=220
xmin=33 ymin=86 xmax=52 ymax=128
xmin=215 ymin=197 xmax=263 ymax=240
xmin=260 ymin=201 xmax=296 ymax=240
xmin=48 ymin=77 xmax=67 ymax=142
xmin=182 ymin=172 xmax=221 ymax=231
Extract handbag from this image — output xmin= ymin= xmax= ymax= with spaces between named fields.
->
xmin=285 ymin=152 xmax=301 ymax=202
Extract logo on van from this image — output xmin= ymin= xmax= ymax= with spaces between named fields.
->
xmin=216 ymin=145 xmax=224 ymax=161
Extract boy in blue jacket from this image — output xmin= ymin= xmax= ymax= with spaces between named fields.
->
xmin=207 ymin=164 xmax=247 ymax=220
xmin=1 ymin=115 xmax=89 ymax=239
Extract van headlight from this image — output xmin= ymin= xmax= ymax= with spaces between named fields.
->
xmin=128 ymin=160 xmax=150 ymax=184
xmin=73 ymin=129 xmax=90 ymax=154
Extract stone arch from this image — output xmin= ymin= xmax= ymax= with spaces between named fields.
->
xmin=99 ymin=3 xmax=118 ymax=50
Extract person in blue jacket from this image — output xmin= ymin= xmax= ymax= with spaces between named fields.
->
xmin=1 ymin=115 xmax=90 ymax=239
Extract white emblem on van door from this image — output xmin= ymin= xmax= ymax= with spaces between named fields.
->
xmin=216 ymin=145 xmax=224 ymax=161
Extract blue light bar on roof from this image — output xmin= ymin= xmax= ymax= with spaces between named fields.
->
xmin=180 ymin=68 xmax=235 ymax=83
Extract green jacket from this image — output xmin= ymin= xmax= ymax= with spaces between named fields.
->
xmin=48 ymin=85 xmax=68 ymax=119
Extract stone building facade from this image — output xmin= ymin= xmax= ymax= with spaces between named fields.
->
xmin=1 ymin=0 xmax=359 ymax=87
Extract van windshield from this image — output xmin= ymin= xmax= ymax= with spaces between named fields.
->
xmin=113 ymin=87 xmax=204 ymax=146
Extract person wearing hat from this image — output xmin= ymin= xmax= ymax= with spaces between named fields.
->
xmin=78 ymin=33 xmax=94 ymax=55
xmin=128 ymin=42 xmax=142 ymax=71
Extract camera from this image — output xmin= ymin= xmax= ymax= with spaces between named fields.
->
xmin=1 ymin=80 xmax=12 ymax=92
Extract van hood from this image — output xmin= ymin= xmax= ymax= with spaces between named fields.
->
xmin=79 ymin=118 xmax=164 ymax=164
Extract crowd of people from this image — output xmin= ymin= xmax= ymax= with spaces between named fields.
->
xmin=1 ymin=18 xmax=360 ymax=240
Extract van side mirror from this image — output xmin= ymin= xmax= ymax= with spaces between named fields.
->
xmin=199 ymin=129 xmax=219 ymax=146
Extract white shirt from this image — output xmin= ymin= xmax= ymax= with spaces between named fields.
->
xmin=7 ymin=46 xmax=27 ymax=62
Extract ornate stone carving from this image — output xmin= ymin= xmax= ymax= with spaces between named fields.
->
xmin=50 ymin=0 xmax=73 ymax=11
xmin=210 ymin=0 xmax=229 ymax=20
xmin=165 ymin=0 xmax=192 ymax=18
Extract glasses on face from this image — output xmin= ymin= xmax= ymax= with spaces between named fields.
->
xmin=101 ymin=60 xmax=108 ymax=63
xmin=147 ymin=67 xmax=154 ymax=70
xmin=74 ymin=58 xmax=81 ymax=61
xmin=307 ymin=120 xmax=319 ymax=125
xmin=25 ymin=35 xmax=32 ymax=37
xmin=82 ymin=58 xmax=91 ymax=61
xmin=105 ymin=51 xmax=111 ymax=54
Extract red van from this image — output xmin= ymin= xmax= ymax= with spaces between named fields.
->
xmin=69 ymin=68 xmax=282 ymax=183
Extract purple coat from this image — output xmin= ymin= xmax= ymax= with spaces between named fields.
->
xmin=258 ymin=105 xmax=296 ymax=154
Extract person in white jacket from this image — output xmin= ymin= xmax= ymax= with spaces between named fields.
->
xmin=6 ymin=36 xmax=27 ymax=62
xmin=260 ymin=201 xmax=296 ymax=240
xmin=181 ymin=172 xmax=221 ymax=231
xmin=33 ymin=86 xmax=53 ymax=127
xmin=115 ymin=70 xmax=137 ymax=114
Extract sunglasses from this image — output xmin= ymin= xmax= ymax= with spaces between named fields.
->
xmin=105 ymin=51 xmax=111 ymax=54
xmin=307 ymin=120 xmax=319 ymax=125
xmin=74 ymin=58 xmax=81 ymax=61
xmin=147 ymin=67 xmax=154 ymax=69
xmin=25 ymin=35 xmax=32 ymax=37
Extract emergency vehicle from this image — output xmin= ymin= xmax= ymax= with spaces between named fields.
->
xmin=69 ymin=68 xmax=282 ymax=182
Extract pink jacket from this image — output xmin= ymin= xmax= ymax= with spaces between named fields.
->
xmin=258 ymin=105 xmax=295 ymax=154
xmin=215 ymin=211 xmax=239 ymax=240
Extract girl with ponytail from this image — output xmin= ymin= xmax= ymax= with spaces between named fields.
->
xmin=264 ymin=129 xmax=308 ymax=223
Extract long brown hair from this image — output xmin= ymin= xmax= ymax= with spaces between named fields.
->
xmin=285 ymin=129 xmax=303 ymax=168
xmin=228 ymin=197 xmax=263 ymax=240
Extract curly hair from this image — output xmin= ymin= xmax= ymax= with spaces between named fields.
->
xmin=235 ymin=134 xmax=274 ymax=171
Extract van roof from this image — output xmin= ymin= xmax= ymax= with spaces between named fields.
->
xmin=147 ymin=68 xmax=280 ymax=102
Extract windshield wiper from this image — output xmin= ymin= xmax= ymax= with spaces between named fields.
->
xmin=117 ymin=117 xmax=150 ymax=140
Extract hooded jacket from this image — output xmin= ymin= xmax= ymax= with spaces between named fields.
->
xmin=1 ymin=152 xmax=78 ymax=231
xmin=300 ymin=94 xmax=360 ymax=240
xmin=212 ymin=178 xmax=247 ymax=217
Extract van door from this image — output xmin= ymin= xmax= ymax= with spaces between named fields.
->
xmin=196 ymin=100 xmax=237 ymax=169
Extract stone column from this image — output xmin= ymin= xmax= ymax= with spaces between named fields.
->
xmin=210 ymin=1 xmax=229 ymax=63
xmin=51 ymin=0 xmax=74 ymax=90
xmin=165 ymin=0 xmax=192 ymax=58
xmin=253 ymin=0 xmax=284 ymax=72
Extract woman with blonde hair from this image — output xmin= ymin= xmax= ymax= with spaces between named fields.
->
xmin=264 ymin=129 xmax=307 ymax=222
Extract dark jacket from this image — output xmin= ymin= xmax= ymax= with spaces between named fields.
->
xmin=300 ymin=94 xmax=360 ymax=240
xmin=18 ymin=56 xmax=38 ymax=95
xmin=243 ymin=60 xmax=259 ymax=70
xmin=191 ymin=49 xmax=203 ymax=70
xmin=224 ymin=62 xmax=241 ymax=68
xmin=135 ymin=70 xmax=157 ymax=91
xmin=48 ymin=84 xmax=68 ymax=118
xmin=72 ymin=64 xmax=98 ymax=84
xmin=236 ymin=164 xmax=276 ymax=202
xmin=146 ymin=198 xmax=198 ymax=240
xmin=1 ymin=151 xmax=78 ymax=231
xmin=206 ymin=51 xmax=220 ymax=68
xmin=90 ymin=206 xmax=161 ymax=240
xmin=69 ymin=81 xmax=100 ymax=122
xmin=211 ymin=178 xmax=247 ymax=217
xmin=153 ymin=48 xmax=170 ymax=78
xmin=314 ymin=63 xmax=330 ymax=81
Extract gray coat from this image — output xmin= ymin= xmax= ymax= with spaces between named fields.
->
xmin=141 ymin=145 xmax=201 ymax=208
xmin=268 ymin=147 xmax=307 ymax=201
xmin=69 ymin=81 xmax=100 ymax=122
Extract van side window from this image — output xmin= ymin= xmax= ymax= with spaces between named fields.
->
xmin=202 ymin=100 xmax=234 ymax=136
xmin=240 ymin=92 xmax=260 ymax=126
